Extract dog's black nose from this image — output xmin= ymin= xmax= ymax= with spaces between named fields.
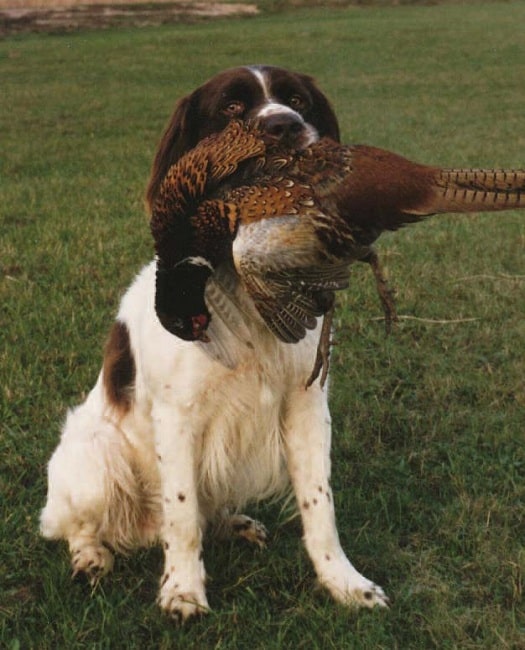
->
xmin=263 ymin=113 xmax=305 ymax=142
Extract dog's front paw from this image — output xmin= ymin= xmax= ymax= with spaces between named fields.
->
xmin=341 ymin=579 xmax=390 ymax=609
xmin=158 ymin=572 xmax=209 ymax=621
xmin=317 ymin=557 xmax=389 ymax=609
xmin=71 ymin=543 xmax=114 ymax=585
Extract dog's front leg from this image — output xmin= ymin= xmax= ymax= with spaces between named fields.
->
xmin=153 ymin=401 xmax=209 ymax=621
xmin=284 ymin=384 xmax=389 ymax=609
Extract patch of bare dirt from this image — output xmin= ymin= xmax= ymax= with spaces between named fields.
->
xmin=0 ymin=1 xmax=259 ymax=36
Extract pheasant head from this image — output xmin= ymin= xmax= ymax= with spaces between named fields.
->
xmin=155 ymin=257 xmax=213 ymax=341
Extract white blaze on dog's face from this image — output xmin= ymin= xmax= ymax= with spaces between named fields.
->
xmin=248 ymin=67 xmax=320 ymax=148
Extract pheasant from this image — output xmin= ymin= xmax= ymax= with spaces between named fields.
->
xmin=151 ymin=120 xmax=525 ymax=382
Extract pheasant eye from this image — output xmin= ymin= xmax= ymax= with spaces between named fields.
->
xmin=223 ymin=101 xmax=245 ymax=117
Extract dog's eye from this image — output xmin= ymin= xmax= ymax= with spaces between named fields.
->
xmin=288 ymin=95 xmax=306 ymax=111
xmin=222 ymin=101 xmax=245 ymax=117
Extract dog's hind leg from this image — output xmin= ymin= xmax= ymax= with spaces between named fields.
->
xmin=40 ymin=381 xmax=147 ymax=584
xmin=213 ymin=510 xmax=269 ymax=548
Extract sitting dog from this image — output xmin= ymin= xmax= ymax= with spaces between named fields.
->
xmin=40 ymin=65 xmax=389 ymax=620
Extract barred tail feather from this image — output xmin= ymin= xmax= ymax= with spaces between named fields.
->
xmin=430 ymin=168 xmax=525 ymax=214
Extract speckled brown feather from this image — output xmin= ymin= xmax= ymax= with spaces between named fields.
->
xmin=150 ymin=119 xmax=525 ymax=345
xmin=151 ymin=121 xmax=266 ymax=267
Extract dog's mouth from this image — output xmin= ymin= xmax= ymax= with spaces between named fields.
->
xmin=255 ymin=110 xmax=319 ymax=151
xmin=263 ymin=123 xmax=318 ymax=151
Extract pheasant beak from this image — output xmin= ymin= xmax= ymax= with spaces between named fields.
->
xmin=191 ymin=314 xmax=210 ymax=342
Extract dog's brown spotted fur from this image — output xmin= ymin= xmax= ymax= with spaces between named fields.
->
xmin=102 ymin=321 xmax=135 ymax=414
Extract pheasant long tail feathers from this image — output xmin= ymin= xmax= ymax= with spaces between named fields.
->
xmin=402 ymin=167 xmax=525 ymax=218
xmin=430 ymin=168 xmax=525 ymax=214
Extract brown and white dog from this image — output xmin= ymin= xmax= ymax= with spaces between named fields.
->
xmin=40 ymin=65 xmax=389 ymax=620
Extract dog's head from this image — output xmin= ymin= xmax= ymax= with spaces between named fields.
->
xmin=146 ymin=65 xmax=340 ymax=210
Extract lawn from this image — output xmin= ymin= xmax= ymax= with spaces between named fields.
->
xmin=1 ymin=2 xmax=524 ymax=648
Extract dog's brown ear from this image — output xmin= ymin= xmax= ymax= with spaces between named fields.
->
xmin=146 ymin=94 xmax=199 ymax=211
xmin=307 ymin=81 xmax=340 ymax=143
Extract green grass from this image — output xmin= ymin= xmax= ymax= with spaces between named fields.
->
xmin=1 ymin=2 xmax=525 ymax=648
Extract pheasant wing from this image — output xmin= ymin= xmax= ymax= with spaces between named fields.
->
xmin=151 ymin=121 xmax=266 ymax=254
xmin=233 ymin=214 xmax=350 ymax=342
xmin=205 ymin=120 xmax=266 ymax=182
